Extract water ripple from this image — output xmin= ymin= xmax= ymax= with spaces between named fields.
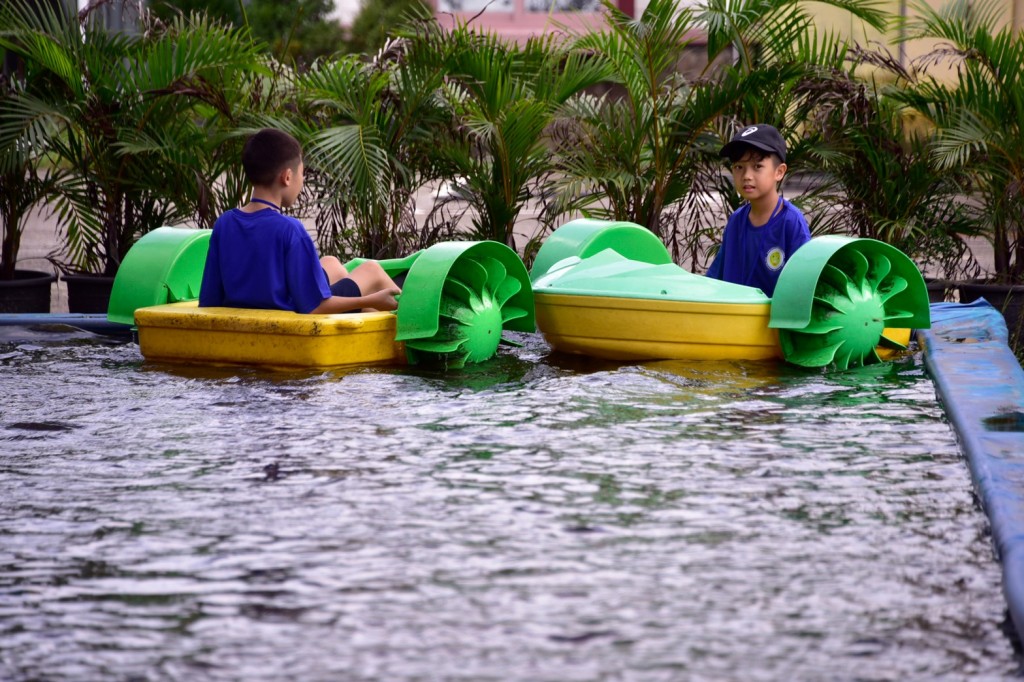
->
xmin=0 ymin=334 xmax=1016 ymax=681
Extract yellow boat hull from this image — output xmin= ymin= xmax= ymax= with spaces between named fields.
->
xmin=134 ymin=302 xmax=405 ymax=369
xmin=535 ymin=292 xmax=781 ymax=361
xmin=535 ymin=293 xmax=915 ymax=363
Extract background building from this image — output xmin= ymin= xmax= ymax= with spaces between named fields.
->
xmin=428 ymin=0 xmax=1024 ymax=67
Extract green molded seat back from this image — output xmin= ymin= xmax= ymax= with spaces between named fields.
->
xmin=530 ymin=219 xmax=672 ymax=281
xmin=107 ymin=227 xmax=211 ymax=325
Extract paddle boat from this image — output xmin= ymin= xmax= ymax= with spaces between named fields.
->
xmin=105 ymin=218 xmax=928 ymax=372
xmin=529 ymin=220 xmax=931 ymax=370
xmin=106 ymin=227 xmax=535 ymax=369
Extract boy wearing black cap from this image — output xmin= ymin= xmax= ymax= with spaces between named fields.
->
xmin=706 ymin=124 xmax=810 ymax=297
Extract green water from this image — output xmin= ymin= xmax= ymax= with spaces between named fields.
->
xmin=0 ymin=328 xmax=1018 ymax=680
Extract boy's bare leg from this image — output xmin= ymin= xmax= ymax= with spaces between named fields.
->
xmin=320 ymin=256 xmax=348 ymax=285
xmin=348 ymin=261 xmax=400 ymax=295
xmin=342 ymin=262 xmax=402 ymax=312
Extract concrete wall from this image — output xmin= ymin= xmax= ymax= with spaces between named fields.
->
xmin=812 ymin=0 xmax=1022 ymax=75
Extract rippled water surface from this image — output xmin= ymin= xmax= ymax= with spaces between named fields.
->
xmin=0 ymin=327 xmax=1019 ymax=681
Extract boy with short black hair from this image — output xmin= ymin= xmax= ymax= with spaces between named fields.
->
xmin=706 ymin=124 xmax=811 ymax=297
xmin=199 ymin=128 xmax=401 ymax=314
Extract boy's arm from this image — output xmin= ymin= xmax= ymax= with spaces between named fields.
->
xmin=706 ymin=247 xmax=724 ymax=280
xmin=787 ymin=209 xmax=812 ymax=250
xmin=706 ymin=208 xmax=741 ymax=280
xmin=198 ymin=233 xmax=224 ymax=307
xmin=309 ymin=288 xmax=400 ymax=314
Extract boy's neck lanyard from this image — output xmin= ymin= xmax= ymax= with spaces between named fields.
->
xmin=250 ymin=198 xmax=281 ymax=211
xmin=748 ymin=197 xmax=783 ymax=228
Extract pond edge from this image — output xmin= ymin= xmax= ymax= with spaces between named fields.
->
xmin=919 ymin=300 xmax=1024 ymax=646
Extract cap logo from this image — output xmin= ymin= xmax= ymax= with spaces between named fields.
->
xmin=740 ymin=126 xmax=759 ymax=137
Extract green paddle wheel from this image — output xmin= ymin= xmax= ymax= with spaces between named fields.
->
xmin=393 ymin=241 xmax=535 ymax=368
xmin=769 ymin=236 xmax=931 ymax=370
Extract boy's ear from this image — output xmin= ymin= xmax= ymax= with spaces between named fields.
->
xmin=774 ymin=161 xmax=787 ymax=181
xmin=280 ymin=166 xmax=293 ymax=187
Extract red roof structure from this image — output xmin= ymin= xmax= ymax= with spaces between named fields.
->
xmin=431 ymin=0 xmax=636 ymax=43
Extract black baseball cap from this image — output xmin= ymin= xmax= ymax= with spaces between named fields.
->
xmin=719 ymin=124 xmax=787 ymax=163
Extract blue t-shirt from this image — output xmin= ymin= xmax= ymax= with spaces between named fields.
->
xmin=199 ymin=208 xmax=331 ymax=313
xmin=706 ymin=199 xmax=811 ymax=297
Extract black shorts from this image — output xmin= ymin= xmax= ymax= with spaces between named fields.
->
xmin=323 ymin=270 xmax=362 ymax=314
xmin=329 ymin=277 xmax=361 ymax=298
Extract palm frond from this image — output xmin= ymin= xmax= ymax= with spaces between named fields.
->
xmin=930 ymin=108 xmax=989 ymax=170
xmin=311 ymin=125 xmax=392 ymax=206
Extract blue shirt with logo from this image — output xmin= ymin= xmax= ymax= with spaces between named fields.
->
xmin=199 ymin=208 xmax=331 ymax=313
xmin=706 ymin=199 xmax=811 ymax=297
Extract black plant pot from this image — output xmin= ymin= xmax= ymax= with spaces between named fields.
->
xmin=925 ymin=278 xmax=953 ymax=304
xmin=957 ymin=280 xmax=1024 ymax=350
xmin=0 ymin=269 xmax=56 ymax=313
xmin=62 ymin=274 xmax=116 ymax=314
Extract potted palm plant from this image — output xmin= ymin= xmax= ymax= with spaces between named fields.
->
xmin=898 ymin=0 xmax=1024 ymax=346
xmin=412 ymin=22 xmax=610 ymax=251
xmin=798 ymin=52 xmax=981 ymax=301
xmin=0 ymin=140 xmax=59 ymax=314
xmin=0 ymin=49 xmax=60 ymax=312
xmin=1 ymin=1 xmax=266 ymax=312
xmin=288 ymin=31 xmax=451 ymax=261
